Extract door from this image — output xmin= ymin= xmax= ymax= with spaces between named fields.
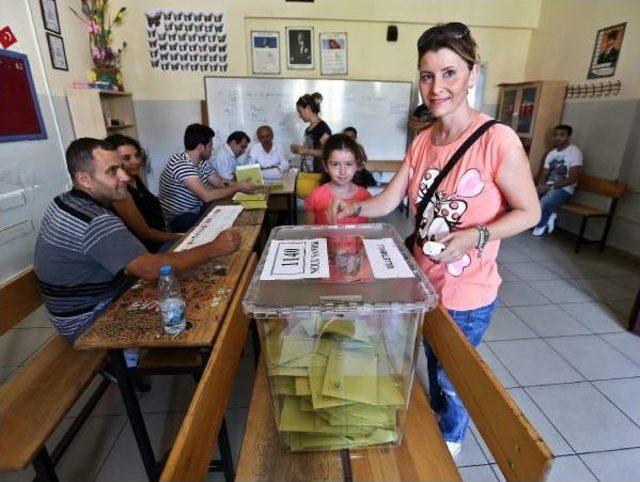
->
xmin=498 ymin=88 xmax=518 ymax=128
xmin=516 ymin=86 xmax=538 ymax=135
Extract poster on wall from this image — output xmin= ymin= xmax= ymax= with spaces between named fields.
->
xmin=320 ymin=32 xmax=347 ymax=75
xmin=286 ymin=27 xmax=313 ymax=70
xmin=251 ymin=31 xmax=280 ymax=74
xmin=0 ymin=49 xmax=48 ymax=142
xmin=145 ymin=10 xmax=227 ymax=73
xmin=587 ymin=22 xmax=625 ymax=79
xmin=46 ymin=32 xmax=68 ymax=71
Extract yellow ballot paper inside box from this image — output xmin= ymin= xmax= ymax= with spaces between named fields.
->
xmin=327 ymin=404 xmax=397 ymax=429
xmin=235 ymin=163 xmax=264 ymax=186
xmin=284 ymin=429 xmax=399 ymax=452
xmin=279 ymin=396 xmax=374 ymax=436
xmin=272 ymin=377 xmax=296 ymax=396
xmin=321 ymin=347 xmax=379 ymax=405
xmin=295 ymin=377 xmax=312 ymax=396
xmin=308 ymin=357 xmax=357 ymax=409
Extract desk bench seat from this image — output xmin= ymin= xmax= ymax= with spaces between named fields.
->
xmin=557 ymin=175 xmax=626 ymax=253
xmin=0 ymin=269 xmax=108 ymax=480
xmin=0 ymin=336 xmax=106 ymax=474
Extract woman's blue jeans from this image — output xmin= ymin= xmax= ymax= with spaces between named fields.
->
xmin=536 ymin=188 xmax=572 ymax=228
xmin=424 ymin=299 xmax=496 ymax=443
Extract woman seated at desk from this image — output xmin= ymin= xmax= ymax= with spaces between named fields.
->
xmin=106 ymin=134 xmax=181 ymax=252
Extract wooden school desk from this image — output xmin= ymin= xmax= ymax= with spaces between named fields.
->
xmin=236 ymin=303 xmax=553 ymax=482
xmin=75 ymin=205 xmax=265 ymax=481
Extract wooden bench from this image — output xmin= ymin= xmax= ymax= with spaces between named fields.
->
xmin=558 ymin=175 xmax=626 ymax=253
xmin=160 ymin=253 xmax=257 ymax=482
xmin=0 ymin=269 xmax=108 ymax=481
xmin=234 ymin=303 xmax=552 ymax=481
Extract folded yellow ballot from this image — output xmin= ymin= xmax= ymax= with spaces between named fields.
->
xmin=308 ymin=362 xmax=356 ymax=409
xmin=322 ymin=347 xmax=379 ymax=404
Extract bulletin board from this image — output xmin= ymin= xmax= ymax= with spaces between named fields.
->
xmin=0 ymin=49 xmax=47 ymax=142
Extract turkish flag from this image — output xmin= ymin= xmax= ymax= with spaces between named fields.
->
xmin=0 ymin=26 xmax=18 ymax=49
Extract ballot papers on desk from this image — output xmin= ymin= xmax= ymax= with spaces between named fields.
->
xmin=243 ymin=224 xmax=438 ymax=451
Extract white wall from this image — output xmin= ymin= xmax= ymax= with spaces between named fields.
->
xmin=0 ymin=0 xmax=69 ymax=285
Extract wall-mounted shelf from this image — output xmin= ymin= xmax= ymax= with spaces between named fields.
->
xmin=66 ymin=88 xmax=138 ymax=139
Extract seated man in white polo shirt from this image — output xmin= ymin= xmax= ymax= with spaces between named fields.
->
xmin=247 ymin=125 xmax=288 ymax=180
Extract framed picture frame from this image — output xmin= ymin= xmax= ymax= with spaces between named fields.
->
xmin=46 ymin=32 xmax=68 ymax=71
xmin=40 ymin=0 xmax=61 ymax=34
xmin=0 ymin=49 xmax=48 ymax=142
xmin=286 ymin=27 xmax=313 ymax=70
xmin=320 ymin=32 xmax=347 ymax=75
xmin=587 ymin=22 xmax=625 ymax=79
xmin=251 ymin=31 xmax=280 ymax=75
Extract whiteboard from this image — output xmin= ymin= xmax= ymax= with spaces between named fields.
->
xmin=204 ymin=77 xmax=412 ymax=161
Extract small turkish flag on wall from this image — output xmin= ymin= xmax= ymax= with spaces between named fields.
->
xmin=0 ymin=26 xmax=18 ymax=49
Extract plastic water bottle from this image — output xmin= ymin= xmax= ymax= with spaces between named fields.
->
xmin=158 ymin=265 xmax=186 ymax=335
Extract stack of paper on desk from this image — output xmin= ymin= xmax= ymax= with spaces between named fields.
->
xmin=232 ymin=192 xmax=267 ymax=210
xmin=262 ymin=316 xmax=406 ymax=451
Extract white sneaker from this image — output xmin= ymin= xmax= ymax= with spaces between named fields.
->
xmin=532 ymin=226 xmax=546 ymax=236
xmin=446 ymin=441 xmax=462 ymax=457
xmin=547 ymin=212 xmax=558 ymax=234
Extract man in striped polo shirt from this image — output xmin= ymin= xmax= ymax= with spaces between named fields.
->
xmin=159 ymin=123 xmax=256 ymax=232
xmin=34 ymin=138 xmax=242 ymax=343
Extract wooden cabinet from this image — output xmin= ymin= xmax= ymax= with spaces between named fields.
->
xmin=66 ymin=89 xmax=138 ymax=140
xmin=496 ymin=81 xmax=565 ymax=175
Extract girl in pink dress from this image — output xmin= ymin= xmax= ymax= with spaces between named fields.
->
xmin=304 ymin=134 xmax=371 ymax=225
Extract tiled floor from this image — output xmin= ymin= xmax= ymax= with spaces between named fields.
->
xmin=2 ymin=215 xmax=640 ymax=481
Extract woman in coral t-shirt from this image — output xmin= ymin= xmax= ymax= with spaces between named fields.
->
xmin=328 ymin=23 xmax=540 ymax=455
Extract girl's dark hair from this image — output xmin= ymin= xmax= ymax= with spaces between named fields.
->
xmin=417 ymin=22 xmax=478 ymax=70
xmin=319 ymin=133 xmax=361 ymax=183
xmin=296 ymin=92 xmax=323 ymax=114
xmin=104 ymin=133 xmax=148 ymax=165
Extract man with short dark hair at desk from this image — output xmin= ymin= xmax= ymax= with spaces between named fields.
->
xmin=159 ymin=124 xmax=256 ymax=232
xmin=34 ymin=137 xmax=242 ymax=347
xmin=212 ymin=130 xmax=251 ymax=182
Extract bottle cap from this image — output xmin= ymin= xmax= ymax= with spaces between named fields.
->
xmin=160 ymin=265 xmax=172 ymax=275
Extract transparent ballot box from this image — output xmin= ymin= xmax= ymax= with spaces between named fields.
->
xmin=243 ymin=224 xmax=438 ymax=452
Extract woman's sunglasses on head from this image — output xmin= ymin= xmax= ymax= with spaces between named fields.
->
xmin=417 ymin=22 xmax=470 ymax=48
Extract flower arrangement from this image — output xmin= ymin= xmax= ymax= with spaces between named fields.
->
xmin=70 ymin=0 xmax=127 ymax=89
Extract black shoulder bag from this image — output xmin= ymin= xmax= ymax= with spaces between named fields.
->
xmin=405 ymin=119 xmax=498 ymax=252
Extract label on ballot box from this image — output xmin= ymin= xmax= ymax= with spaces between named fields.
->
xmin=260 ymin=238 xmax=330 ymax=280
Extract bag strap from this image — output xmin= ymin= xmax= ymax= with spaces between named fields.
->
xmin=413 ymin=119 xmax=498 ymax=234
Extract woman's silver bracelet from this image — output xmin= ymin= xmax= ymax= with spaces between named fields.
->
xmin=475 ymin=225 xmax=490 ymax=257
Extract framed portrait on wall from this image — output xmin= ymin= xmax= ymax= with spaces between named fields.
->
xmin=251 ymin=31 xmax=280 ymax=74
xmin=46 ymin=32 xmax=68 ymax=71
xmin=320 ymin=32 xmax=347 ymax=75
xmin=286 ymin=27 xmax=313 ymax=70
xmin=40 ymin=0 xmax=61 ymax=34
xmin=587 ymin=23 xmax=625 ymax=79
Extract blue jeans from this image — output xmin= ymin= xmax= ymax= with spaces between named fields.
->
xmin=425 ymin=300 xmax=496 ymax=443
xmin=536 ymin=188 xmax=571 ymax=228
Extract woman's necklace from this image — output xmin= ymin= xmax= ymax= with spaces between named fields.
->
xmin=433 ymin=111 xmax=479 ymax=146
